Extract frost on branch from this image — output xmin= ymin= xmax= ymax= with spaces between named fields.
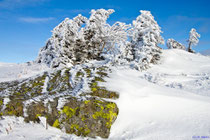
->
xmin=36 ymin=9 xmax=131 ymax=68
xmin=130 ymin=10 xmax=164 ymax=70
xmin=187 ymin=28 xmax=200 ymax=53
xmin=82 ymin=9 xmax=115 ymax=60
xmin=101 ymin=21 xmax=132 ymax=65
xmin=167 ymin=39 xmax=186 ymax=50
xmin=84 ymin=9 xmax=130 ymax=63
xmin=36 ymin=9 xmax=165 ymax=70
xmin=36 ymin=15 xmax=87 ymax=68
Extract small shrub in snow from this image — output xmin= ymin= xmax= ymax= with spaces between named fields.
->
xmin=167 ymin=39 xmax=186 ymax=50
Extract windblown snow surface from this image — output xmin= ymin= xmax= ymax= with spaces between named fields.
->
xmin=0 ymin=62 xmax=50 ymax=82
xmin=1 ymin=49 xmax=210 ymax=140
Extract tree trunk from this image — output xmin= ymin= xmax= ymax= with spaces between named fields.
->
xmin=188 ymin=42 xmax=192 ymax=52
xmin=101 ymin=42 xmax=106 ymax=52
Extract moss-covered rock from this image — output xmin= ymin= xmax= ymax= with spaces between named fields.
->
xmin=0 ymin=80 xmax=19 ymax=92
xmin=0 ymin=98 xmax=3 ymax=116
xmin=7 ymin=74 xmax=46 ymax=100
xmin=47 ymin=69 xmax=72 ymax=93
xmin=55 ymin=97 xmax=118 ymax=138
xmin=3 ymin=99 xmax=24 ymax=117
xmin=0 ymin=66 xmax=119 ymax=138
xmin=90 ymin=88 xmax=119 ymax=99
xmin=25 ymin=101 xmax=47 ymax=123
xmin=84 ymin=68 xmax=91 ymax=77
xmin=47 ymin=98 xmax=60 ymax=126
xmin=88 ymin=76 xmax=119 ymax=99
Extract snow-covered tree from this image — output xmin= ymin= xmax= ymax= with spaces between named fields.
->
xmin=37 ymin=9 xmax=131 ymax=68
xmin=101 ymin=21 xmax=132 ymax=64
xmin=167 ymin=39 xmax=185 ymax=50
xmin=187 ymin=28 xmax=200 ymax=53
xmin=130 ymin=10 xmax=164 ymax=70
xmin=82 ymin=9 xmax=131 ymax=64
xmin=37 ymin=15 xmax=87 ymax=67
xmin=84 ymin=9 xmax=130 ymax=59
xmin=84 ymin=9 xmax=114 ymax=55
xmin=37 ymin=9 xmax=164 ymax=69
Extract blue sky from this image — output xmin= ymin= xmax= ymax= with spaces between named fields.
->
xmin=0 ymin=0 xmax=210 ymax=63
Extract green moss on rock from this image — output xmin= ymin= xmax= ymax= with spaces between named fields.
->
xmin=4 ymin=99 xmax=24 ymax=117
xmin=0 ymin=98 xmax=3 ymax=116
xmin=88 ymin=76 xmax=119 ymax=99
xmin=0 ymin=66 xmax=119 ymax=139
xmin=62 ymin=106 xmax=78 ymax=118
xmin=47 ymin=98 xmax=60 ymax=126
xmin=25 ymin=102 xmax=47 ymax=123
xmin=56 ymin=98 xmax=118 ymax=138
xmin=0 ymin=98 xmax=3 ymax=106
xmin=84 ymin=68 xmax=91 ymax=77
xmin=53 ymin=119 xmax=60 ymax=128
xmin=47 ymin=69 xmax=72 ymax=93
xmin=76 ymin=71 xmax=84 ymax=77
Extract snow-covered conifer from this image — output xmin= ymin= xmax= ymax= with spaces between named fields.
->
xmin=130 ymin=10 xmax=164 ymax=70
xmin=80 ymin=9 xmax=114 ymax=61
xmin=37 ymin=15 xmax=87 ymax=67
xmin=102 ymin=21 xmax=132 ymax=64
xmin=37 ymin=9 xmax=164 ymax=69
xmin=187 ymin=28 xmax=200 ymax=53
xmin=37 ymin=9 xmax=131 ymax=68
xmin=84 ymin=9 xmax=131 ymax=63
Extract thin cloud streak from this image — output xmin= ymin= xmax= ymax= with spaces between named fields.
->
xmin=174 ymin=16 xmax=210 ymax=33
xmin=68 ymin=9 xmax=91 ymax=14
xmin=53 ymin=9 xmax=91 ymax=14
xmin=105 ymin=5 xmax=121 ymax=10
xmin=0 ymin=0 xmax=49 ymax=9
xmin=19 ymin=17 xmax=55 ymax=23
xmin=175 ymin=16 xmax=210 ymax=22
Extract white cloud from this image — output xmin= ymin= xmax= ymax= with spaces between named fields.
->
xmin=19 ymin=17 xmax=55 ymax=23
xmin=67 ymin=9 xmax=90 ymax=14
xmin=105 ymin=5 xmax=121 ymax=10
xmin=54 ymin=9 xmax=91 ymax=14
xmin=0 ymin=0 xmax=49 ymax=9
xmin=175 ymin=16 xmax=210 ymax=22
xmin=175 ymin=16 xmax=210 ymax=33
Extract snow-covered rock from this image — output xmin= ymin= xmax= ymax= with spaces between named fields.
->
xmin=0 ymin=63 xmax=119 ymax=139
xmin=167 ymin=38 xmax=186 ymax=50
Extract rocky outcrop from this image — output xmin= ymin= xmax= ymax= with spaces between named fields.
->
xmin=0 ymin=66 xmax=119 ymax=138
xmin=167 ymin=39 xmax=186 ymax=50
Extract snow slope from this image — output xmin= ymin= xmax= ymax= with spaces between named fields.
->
xmin=105 ymin=68 xmax=210 ymax=140
xmin=0 ymin=117 xmax=84 ymax=140
xmin=105 ymin=50 xmax=210 ymax=140
xmin=140 ymin=49 xmax=210 ymax=96
xmin=1 ymin=49 xmax=210 ymax=140
xmin=0 ymin=62 xmax=49 ymax=82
